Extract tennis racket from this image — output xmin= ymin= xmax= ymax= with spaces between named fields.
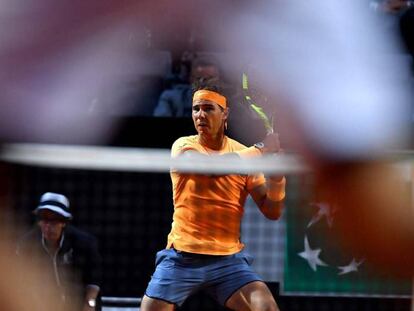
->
xmin=241 ymin=71 xmax=274 ymax=135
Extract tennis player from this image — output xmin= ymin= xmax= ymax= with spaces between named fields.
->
xmin=141 ymin=83 xmax=286 ymax=311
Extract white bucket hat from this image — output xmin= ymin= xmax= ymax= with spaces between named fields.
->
xmin=33 ymin=192 xmax=72 ymax=219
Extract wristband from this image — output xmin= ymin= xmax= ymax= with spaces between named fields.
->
xmin=267 ymin=177 xmax=286 ymax=202
xmin=235 ymin=146 xmax=262 ymax=159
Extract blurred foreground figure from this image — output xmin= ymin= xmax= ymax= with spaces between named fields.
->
xmin=0 ymin=165 xmax=74 ymax=311
xmin=1 ymin=0 xmax=414 ymax=277
xmin=314 ymin=161 xmax=414 ymax=276
xmin=0 ymin=0 xmax=154 ymax=144
xmin=218 ymin=0 xmax=414 ymax=276
xmin=0 ymin=231 xmax=74 ymax=311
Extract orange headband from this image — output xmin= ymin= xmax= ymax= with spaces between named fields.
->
xmin=193 ymin=90 xmax=227 ymax=109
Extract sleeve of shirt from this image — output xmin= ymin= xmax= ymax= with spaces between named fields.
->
xmin=229 ymin=138 xmax=266 ymax=190
xmin=171 ymin=137 xmax=197 ymax=157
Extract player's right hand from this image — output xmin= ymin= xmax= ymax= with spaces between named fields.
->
xmin=262 ymin=133 xmax=281 ymax=154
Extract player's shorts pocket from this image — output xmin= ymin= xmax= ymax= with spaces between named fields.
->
xmin=154 ymin=248 xmax=176 ymax=266
xmin=235 ymin=250 xmax=254 ymax=266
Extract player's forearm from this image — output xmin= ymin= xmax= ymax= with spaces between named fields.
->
xmin=260 ymin=199 xmax=284 ymax=220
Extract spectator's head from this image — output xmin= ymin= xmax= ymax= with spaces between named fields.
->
xmin=190 ymin=56 xmax=220 ymax=84
xmin=33 ymin=192 xmax=72 ymax=244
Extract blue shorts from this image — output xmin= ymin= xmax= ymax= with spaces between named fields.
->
xmin=144 ymin=248 xmax=263 ymax=307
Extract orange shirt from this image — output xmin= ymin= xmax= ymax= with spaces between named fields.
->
xmin=166 ymin=135 xmax=266 ymax=255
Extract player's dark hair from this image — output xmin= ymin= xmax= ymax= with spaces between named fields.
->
xmin=192 ymin=77 xmax=241 ymax=111
xmin=192 ymin=77 xmax=222 ymax=94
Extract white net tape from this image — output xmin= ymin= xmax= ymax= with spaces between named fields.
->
xmin=0 ymin=143 xmax=310 ymax=174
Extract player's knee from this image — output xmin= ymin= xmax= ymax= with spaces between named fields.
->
xmin=141 ymin=295 xmax=175 ymax=311
xmin=252 ymin=298 xmax=279 ymax=311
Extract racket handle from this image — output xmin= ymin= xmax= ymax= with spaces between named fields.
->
xmin=266 ymin=114 xmax=275 ymax=135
